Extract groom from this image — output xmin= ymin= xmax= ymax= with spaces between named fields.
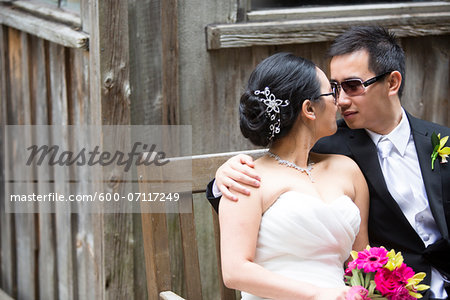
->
xmin=206 ymin=26 xmax=450 ymax=300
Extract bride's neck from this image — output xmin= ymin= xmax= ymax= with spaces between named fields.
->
xmin=269 ymin=127 xmax=314 ymax=168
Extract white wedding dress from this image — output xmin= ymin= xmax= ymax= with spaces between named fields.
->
xmin=241 ymin=191 xmax=361 ymax=300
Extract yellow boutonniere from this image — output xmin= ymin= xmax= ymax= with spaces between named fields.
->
xmin=431 ymin=132 xmax=450 ymax=170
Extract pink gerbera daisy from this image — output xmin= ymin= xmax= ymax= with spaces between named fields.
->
xmin=353 ymin=247 xmax=389 ymax=273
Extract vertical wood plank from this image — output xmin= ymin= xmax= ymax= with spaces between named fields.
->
xmin=212 ymin=210 xmax=237 ymax=300
xmin=68 ymin=47 xmax=100 ymax=300
xmin=161 ymin=0 xmax=179 ymax=126
xmin=129 ymin=0 xmax=163 ymax=125
xmin=48 ymin=42 xmax=75 ymax=300
xmin=8 ymin=28 xmax=36 ymax=300
xmin=87 ymin=2 xmax=105 ymax=300
xmin=178 ymin=196 xmax=203 ymax=300
xmin=89 ymin=1 xmax=134 ymax=300
xmin=402 ymin=35 xmax=450 ymax=127
xmin=0 ymin=25 xmax=16 ymax=298
xmin=138 ymin=164 xmax=172 ymax=300
xmin=29 ymin=35 xmax=57 ymax=300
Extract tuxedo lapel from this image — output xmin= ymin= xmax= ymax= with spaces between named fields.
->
xmin=408 ymin=115 xmax=448 ymax=239
xmin=346 ymin=129 xmax=408 ymax=219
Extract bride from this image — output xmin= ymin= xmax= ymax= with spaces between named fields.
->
xmin=219 ymin=53 xmax=369 ymax=300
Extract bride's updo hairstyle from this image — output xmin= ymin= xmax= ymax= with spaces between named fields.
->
xmin=240 ymin=53 xmax=321 ymax=147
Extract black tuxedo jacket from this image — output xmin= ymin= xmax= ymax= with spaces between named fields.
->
xmin=206 ymin=111 xmax=450 ymax=297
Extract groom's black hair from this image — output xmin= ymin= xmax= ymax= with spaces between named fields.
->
xmin=240 ymin=52 xmax=321 ymax=147
xmin=328 ymin=26 xmax=405 ymax=98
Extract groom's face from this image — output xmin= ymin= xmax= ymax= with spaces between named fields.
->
xmin=330 ymin=49 xmax=391 ymax=133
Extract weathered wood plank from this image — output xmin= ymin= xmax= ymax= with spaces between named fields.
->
xmin=28 ymin=35 xmax=58 ymax=300
xmin=161 ymin=0 xmax=179 ymax=125
xmin=0 ymin=4 xmax=88 ymax=49
xmin=48 ymin=42 xmax=75 ymax=300
xmin=402 ymin=35 xmax=450 ymax=127
xmin=0 ymin=25 xmax=16 ymax=298
xmin=89 ymin=1 xmax=134 ymax=300
xmin=87 ymin=2 xmax=105 ymax=300
xmin=128 ymin=0 xmax=162 ymax=125
xmin=247 ymin=2 xmax=450 ymax=21
xmin=212 ymin=209 xmax=237 ymax=300
xmin=140 ymin=212 xmax=172 ymax=300
xmin=66 ymin=46 xmax=99 ymax=300
xmin=12 ymin=1 xmax=81 ymax=27
xmin=0 ymin=24 xmax=7 ymax=294
xmin=206 ymin=12 xmax=450 ymax=49
xmin=178 ymin=197 xmax=202 ymax=300
xmin=8 ymin=28 xmax=36 ymax=300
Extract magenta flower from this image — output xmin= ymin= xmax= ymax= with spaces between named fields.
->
xmin=389 ymin=286 xmax=415 ymax=300
xmin=346 ymin=286 xmax=371 ymax=300
xmin=374 ymin=263 xmax=415 ymax=297
xmin=352 ymin=247 xmax=389 ymax=273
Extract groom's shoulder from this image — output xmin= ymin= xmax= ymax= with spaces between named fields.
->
xmin=408 ymin=113 xmax=450 ymax=135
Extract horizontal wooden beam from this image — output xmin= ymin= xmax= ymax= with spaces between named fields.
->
xmin=12 ymin=1 xmax=81 ymax=27
xmin=0 ymin=4 xmax=88 ymax=49
xmin=206 ymin=12 xmax=450 ymax=50
xmin=247 ymin=2 xmax=450 ymax=21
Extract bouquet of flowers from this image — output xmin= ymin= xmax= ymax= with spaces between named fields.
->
xmin=345 ymin=246 xmax=429 ymax=300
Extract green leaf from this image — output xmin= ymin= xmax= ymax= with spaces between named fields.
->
xmin=350 ymin=269 xmax=362 ymax=286
xmin=368 ymin=280 xmax=377 ymax=295
xmin=358 ymin=270 xmax=365 ymax=287
xmin=431 ymin=132 xmax=439 ymax=148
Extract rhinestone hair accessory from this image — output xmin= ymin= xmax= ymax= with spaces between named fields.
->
xmin=254 ymin=87 xmax=290 ymax=141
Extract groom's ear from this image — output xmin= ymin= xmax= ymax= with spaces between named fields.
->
xmin=302 ymin=99 xmax=316 ymax=121
xmin=387 ymin=70 xmax=402 ymax=97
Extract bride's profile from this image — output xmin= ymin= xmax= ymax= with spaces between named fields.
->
xmin=219 ymin=53 xmax=369 ymax=300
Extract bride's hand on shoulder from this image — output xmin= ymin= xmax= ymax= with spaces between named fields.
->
xmin=216 ymin=154 xmax=261 ymax=201
xmin=314 ymin=286 xmax=362 ymax=300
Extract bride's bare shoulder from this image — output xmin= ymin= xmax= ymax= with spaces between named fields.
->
xmin=310 ymin=152 xmax=359 ymax=172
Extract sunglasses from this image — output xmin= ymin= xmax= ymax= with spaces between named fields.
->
xmin=330 ymin=72 xmax=391 ymax=98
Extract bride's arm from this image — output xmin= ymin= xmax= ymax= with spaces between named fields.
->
xmin=219 ymin=186 xmax=350 ymax=300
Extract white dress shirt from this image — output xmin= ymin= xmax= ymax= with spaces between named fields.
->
xmin=366 ymin=108 xmax=447 ymax=299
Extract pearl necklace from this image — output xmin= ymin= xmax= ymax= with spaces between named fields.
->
xmin=267 ymin=151 xmax=314 ymax=182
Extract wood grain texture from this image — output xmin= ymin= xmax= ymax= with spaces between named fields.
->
xmin=212 ymin=210 xmax=237 ymax=300
xmin=8 ymin=28 xmax=36 ymax=300
xmin=89 ymin=1 xmax=134 ymax=300
xmin=48 ymin=42 xmax=75 ymax=300
xmin=29 ymin=35 xmax=57 ymax=300
xmin=161 ymin=0 xmax=179 ymax=126
xmin=402 ymin=35 xmax=450 ymax=126
xmin=0 ymin=25 xmax=15 ymax=298
xmin=206 ymin=12 xmax=450 ymax=49
xmin=0 ymin=4 xmax=88 ymax=49
xmin=128 ymin=0 xmax=163 ymax=125
xmin=12 ymin=1 xmax=81 ymax=27
xmin=178 ymin=198 xmax=202 ymax=300
xmin=247 ymin=2 xmax=450 ymax=21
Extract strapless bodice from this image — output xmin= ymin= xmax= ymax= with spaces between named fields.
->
xmin=241 ymin=191 xmax=361 ymax=300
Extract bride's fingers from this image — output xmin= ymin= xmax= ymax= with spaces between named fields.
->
xmin=218 ymin=176 xmax=251 ymax=196
xmin=218 ymin=184 xmax=239 ymax=201
xmin=225 ymin=167 xmax=260 ymax=188
xmin=238 ymin=154 xmax=256 ymax=168
xmin=232 ymin=163 xmax=261 ymax=183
